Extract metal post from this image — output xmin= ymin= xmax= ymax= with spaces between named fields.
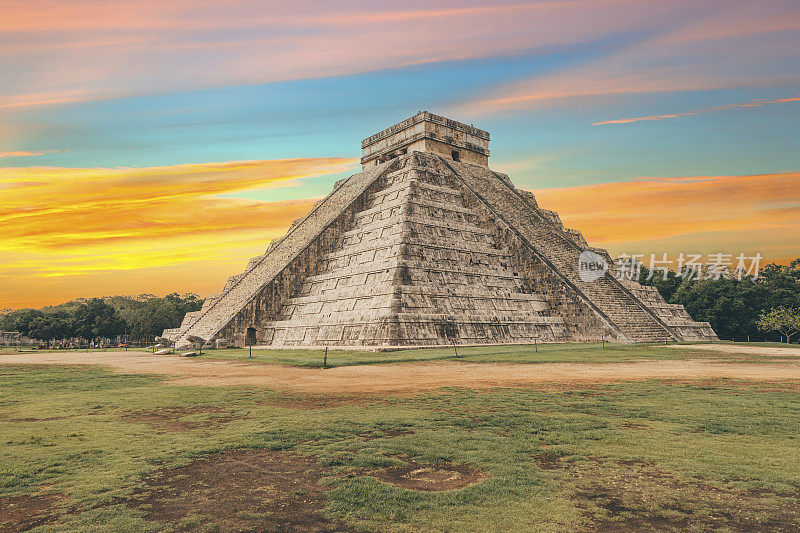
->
xmin=534 ymin=337 xmax=538 ymax=352
xmin=323 ymin=347 xmax=328 ymax=369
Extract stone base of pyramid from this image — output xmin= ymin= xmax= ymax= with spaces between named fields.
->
xmin=166 ymin=114 xmax=716 ymax=350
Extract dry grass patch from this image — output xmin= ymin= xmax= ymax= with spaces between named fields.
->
xmin=120 ymin=406 xmax=242 ymax=432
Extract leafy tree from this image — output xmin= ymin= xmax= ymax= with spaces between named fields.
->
xmin=757 ymin=307 xmax=800 ymax=343
xmin=0 ymin=308 xmax=44 ymax=334
xmin=106 ymin=293 xmax=203 ymax=339
xmin=1 ymin=293 xmax=201 ymax=343
xmin=66 ymin=298 xmax=124 ymax=339
xmin=27 ymin=316 xmax=58 ymax=343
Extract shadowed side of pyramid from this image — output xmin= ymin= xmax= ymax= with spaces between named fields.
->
xmin=164 ymin=112 xmax=716 ymax=348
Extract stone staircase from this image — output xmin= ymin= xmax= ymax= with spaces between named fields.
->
xmin=164 ymin=159 xmax=397 ymax=348
xmin=443 ymin=156 xmax=677 ymax=342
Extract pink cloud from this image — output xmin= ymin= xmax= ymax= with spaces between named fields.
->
xmin=0 ymin=1 xmax=705 ymax=109
xmin=457 ymin=2 xmax=800 ymax=116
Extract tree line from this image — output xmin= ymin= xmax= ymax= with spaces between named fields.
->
xmin=0 ymin=293 xmax=203 ymax=345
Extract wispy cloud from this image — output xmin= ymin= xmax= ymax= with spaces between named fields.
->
xmin=593 ymin=94 xmax=800 ymax=125
xmin=0 ymin=156 xmax=356 ymax=307
xmin=0 ymin=149 xmax=63 ymax=158
xmin=0 ymin=157 xmax=356 ymax=250
xmin=458 ymin=1 xmax=800 ymax=116
xmin=0 ymin=0 xmax=711 ymax=110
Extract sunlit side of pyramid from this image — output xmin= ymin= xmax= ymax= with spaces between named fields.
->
xmin=165 ymin=112 xmax=717 ymax=348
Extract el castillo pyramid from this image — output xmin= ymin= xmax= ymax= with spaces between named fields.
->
xmin=165 ymin=112 xmax=717 ymax=349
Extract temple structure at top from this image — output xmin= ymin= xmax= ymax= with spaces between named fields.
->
xmin=361 ymin=111 xmax=490 ymax=168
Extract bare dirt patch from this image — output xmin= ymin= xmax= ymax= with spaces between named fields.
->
xmin=0 ymin=492 xmax=64 ymax=532
xmin=3 ymin=351 xmax=800 ymax=394
xmin=123 ymin=449 xmax=351 ymax=532
xmin=120 ymin=406 xmax=242 ymax=432
xmin=0 ymin=415 xmax=68 ymax=422
xmin=259 ymin=394 xmax=377 ymax=410
xmin=672 ymin=344 xmax=800 ymax=357
xmin=561 ymin=458 xmax=800 ymax=531
xmin=533 ymin=452 xmax=563 ymax=470
xmin=369 ymin=457 xmax=486 ymax=491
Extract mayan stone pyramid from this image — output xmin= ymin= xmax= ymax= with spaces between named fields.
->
xmin=165 ymin=112 xmax=717 ymax=348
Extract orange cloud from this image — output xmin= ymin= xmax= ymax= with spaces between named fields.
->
xmin=0 ymin=150 xmax=63 ymax=158
xmin=531 ymin=171 xmax=800 ymax=261
xmin=0 ymin=157 xmax=356 ymax=308
xmin=0 ymin=151 xmax=45 ymax=157
xmin=593 ymin=94 xmax=800 ymax=125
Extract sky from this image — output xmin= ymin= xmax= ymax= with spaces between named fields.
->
xmin=1 ymin=0 xmax=799 ymax=309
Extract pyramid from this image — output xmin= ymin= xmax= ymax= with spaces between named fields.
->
xmin=165 ymin=112 xmax=717 ymax=348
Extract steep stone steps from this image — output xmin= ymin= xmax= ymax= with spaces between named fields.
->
xmin=166 ymin=159 xmax=398 ymax=347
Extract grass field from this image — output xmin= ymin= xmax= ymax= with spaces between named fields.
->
xmin=191 ymin=341 xmax=800 ymax=367
xmin=1 ymin=344 xmax=799 ymax=531
xmin=3 ymin=340 xmax=797 ymax=366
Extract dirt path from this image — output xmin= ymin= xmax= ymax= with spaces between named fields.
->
xmin=671 ymin=344 xmax=800 ymax=356
xmin=3 ymin=351 xmax=800 ymax=394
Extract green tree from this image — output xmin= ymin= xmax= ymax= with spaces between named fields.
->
xmin=27 ymin=316 xmax=57 ymax=343
xmin=757 ymin=307 xmax=800 ymax=343
xmin=0 ymin=308 xmax=44 ymax=335
xmin=69 ymin=298 xmax=125 ymax=339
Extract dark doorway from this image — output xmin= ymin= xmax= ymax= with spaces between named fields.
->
xmin=245 ymin=327 xmax=257 ymax=346
xmin=451 ymin=150 xmax=460 ymax=161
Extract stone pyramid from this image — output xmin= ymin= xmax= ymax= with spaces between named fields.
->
xmin=165 ymin=112 xmax=716 ymax=348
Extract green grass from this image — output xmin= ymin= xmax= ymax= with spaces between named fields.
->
xmin=1 ymin=361 xmax=799 ymax=531
xmin=3 ymin=340 xmax=797 ymax=366
xmin=200 ymin=340 xmax=800 ymax=367
xmin=202 ymin=342 xmax=699 ymax=367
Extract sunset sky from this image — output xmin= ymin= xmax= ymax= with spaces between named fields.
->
xmin=2 ymin=0 xmax=799 ymax=309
